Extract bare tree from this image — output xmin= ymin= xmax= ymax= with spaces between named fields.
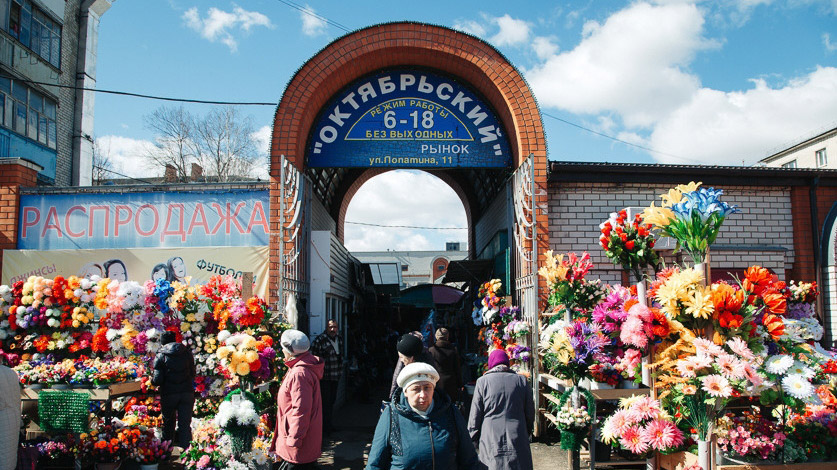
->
xmin=143 ymin=106 xmax=198 ymax=182
xmin=91 ymin=137 xmax=114 ymax=186
xmin=194 ymin=106 xmax=259 ymax=182
xmin=143 ymin=105 xmax=260 ymax=182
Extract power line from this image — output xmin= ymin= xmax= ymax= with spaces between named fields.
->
xmin=273 ymin=0 xmax=352 ymax=33
xmin=541 ymin=111 xmax=704 ymax=164
xmin=346 ymin=220 xmax=467 ymax=230
xmin=93 ymin=165 xmax=158 ymax=185
xmin=1 ymin=74 xmax=278 ymax=106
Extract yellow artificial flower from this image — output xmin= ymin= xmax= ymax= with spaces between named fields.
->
xmin=538 ymin=250 xmax=569 ymax=286
xmin=618 ymin=395 xmax=644 ymax=409
xmin=180 ymin=322 xmax=190 ymax=332
xmin=642 ymin=204 xmax=676 ymax=229
xmin=659 ymin=181 xmax=702 ymax=207
xmin=186 ymin=313 xmax=196 ymax=322
xmin=684 ymin=286 xmax=714 ymax=319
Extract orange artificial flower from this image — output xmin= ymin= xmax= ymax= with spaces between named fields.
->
xmin=760 ymin=289 xmax=787 ymax=315
xmin=762 ymin=313 xmax=785 ymax=340
xmin=711 ymin=283 xmax=744 ymax=313
xmin=742 ymin=266 xmax=773 ymax=296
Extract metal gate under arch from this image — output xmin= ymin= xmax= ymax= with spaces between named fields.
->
xmin=511 ymin=154 xmax=540 ymax=434
xmin=276 ymin=155 xmax=311 ymax=325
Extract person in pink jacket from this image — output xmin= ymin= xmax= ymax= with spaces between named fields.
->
xmin=271 ymin=329 xmax=325 ymax=469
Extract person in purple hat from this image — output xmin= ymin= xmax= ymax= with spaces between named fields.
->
xmin=467 ymin=349 xmax=534 ymax=470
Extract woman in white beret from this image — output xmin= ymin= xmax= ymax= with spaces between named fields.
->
xmin=366 ymin=362 xmax=479 ymax=470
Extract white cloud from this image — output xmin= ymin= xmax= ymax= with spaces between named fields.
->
xmin=650 ymin=66 xmax=837 ymax=165
xmin=825 ymin=32 xmax=837 ymax=51
xmin=182 ymin=6 xmax=272 ymax=52
xmin=532 ymin=36 xmax=559 ymax=60
xmin=95 ymin=135 xmax=158 ymax=178
xmin=491 ymin=15 xmax=531 ymax=46
xmin=344 ymin=171 xmax=468 ymax=252
xmin=299 ymin=5 xmax=327 ymax=37
xmin=526 ymin=2 xmax=716 ymax=128
xmin=453 ymin=19 xmax=487 ymax=38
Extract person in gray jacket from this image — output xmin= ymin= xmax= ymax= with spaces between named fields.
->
xmin=468 ymin=349 xmax=534 ymax=470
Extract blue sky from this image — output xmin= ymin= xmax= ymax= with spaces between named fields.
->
xmin=93 ymin=1 xmax=837 ymax=251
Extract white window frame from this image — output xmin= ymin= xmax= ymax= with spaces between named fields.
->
xmin=816 ymin=148 xmax=827 ymax=167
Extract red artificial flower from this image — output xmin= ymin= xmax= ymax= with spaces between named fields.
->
xmin=625 ymin=240 xmax=635 ymax=250
xmin=718 ymin=310 xmax=744 ymax=329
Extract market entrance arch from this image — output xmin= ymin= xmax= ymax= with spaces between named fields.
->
xmin=269 ymin=23 xmax=548 ymax=348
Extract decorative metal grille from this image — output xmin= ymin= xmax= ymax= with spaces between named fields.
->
xmin=277 ymin=155 xmax=310 ymax=319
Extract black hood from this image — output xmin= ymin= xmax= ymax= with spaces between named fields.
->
xmin=159 ymin=342 xmax=189 ymax=356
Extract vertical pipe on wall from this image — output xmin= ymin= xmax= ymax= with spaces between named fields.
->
xmin=809 ymin=177 xmax=827 ymax=345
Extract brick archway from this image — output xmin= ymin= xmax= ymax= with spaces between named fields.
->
xmin=269 ymin=22 xmax=549 ymax=304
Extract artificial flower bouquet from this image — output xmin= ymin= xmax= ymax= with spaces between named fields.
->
xmin=129 ymin=431 xmax=172 ymax=464
xmin=538 ymin=251 xmax=606 ymax=322
xmin=600 ymin=395 xmax=685 ymax=457
xmin=550 ymin=386 xmax=596 ymax=450
xmin=540 ymin=319 xmax=610 ymax=384
xmin=215 ymin=389 xmax=260 ymax=458
xmin=477 ymin=279 xmax=506 ymax=324
xmin=660 ymin=337 xmax=763 ymax=441
xmin=715 ymin=409 xmax=786 ymax=463
xmin=786 ymin=280 xmax=818 ymax=319
xmin=215 ymin=331 xmax=276 ymax=384
xmin=600 ymin=209 xmax=661 ymax=282
xmin=77 ymin=425 xmax=126 ymax=464
xmin=642 ymin=182 xmax=739 ymax=264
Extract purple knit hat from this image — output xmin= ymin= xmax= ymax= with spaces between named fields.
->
xmin=487 ymin=349 xmax=510 ymax=370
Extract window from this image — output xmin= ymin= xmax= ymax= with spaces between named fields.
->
xmin=0 ymin=77 xmax=57 ymax=149
xmin=816 ymin=148 xmax=828 ymax=167
xmin=3 ymin=0 xmax=61 ymax=68
xmin=781 ymin=160 xmax=797 ymax=169
xmin=401 ymin=265 xmax=409 ymax=272
xmin=437 ymin=264 xmax=445 ymax=271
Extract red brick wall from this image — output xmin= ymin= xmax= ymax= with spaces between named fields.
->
xmin=269 ymin=23 xmax=549 ymax=306
xmin=0 ymin=161 xmax=40 ymax=268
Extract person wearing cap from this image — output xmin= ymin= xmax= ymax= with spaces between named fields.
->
xmin=468 ymin=349 xmax=535 ymax=470
xmin=151 ymin=330 xmax=196 ymax=449
xmin=388 ymin=332 xmax=436 ymax=400
xmin=270 ymin=329 xmax=325 ymax=469
xmin=428 ymin=327 xmax=463 ymax=403
xmin=367 ymin=362 xmax=479 ymax=470
xmin=0 ymin=357 xmax=20 ymax=470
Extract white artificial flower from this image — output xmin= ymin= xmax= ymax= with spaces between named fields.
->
xmin=781 ymin=374 xmax=814 ymax=400
xmin=765 ymin=355 xmax=794 ymax=375
xmin=217 ymin=330 xmax=231 ymax=343
xmin=786 ymin=361 xmax=816 ymax=379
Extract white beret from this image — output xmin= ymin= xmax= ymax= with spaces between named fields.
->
xmin=396 ymin=362 xmax=439 ymax=390
xmin=280 ymin=329 xmax=310 ymax=355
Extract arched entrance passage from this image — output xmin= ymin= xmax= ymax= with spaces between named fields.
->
xmin=336 ymin=169 xmax=474 ymax=249
xmin=268 ymin=21 xmax=549 ymax=316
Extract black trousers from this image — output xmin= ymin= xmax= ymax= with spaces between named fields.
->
xmin=161 ymin=391 xmax=195 ymax=448
xmin=276 ymin=460 xmax=317 ymax=470
xmin=320 ymin=379 xmax=338 ymax=432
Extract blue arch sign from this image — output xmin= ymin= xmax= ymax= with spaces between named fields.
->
xmin=307 ymin=69 xmax=512 ymax=168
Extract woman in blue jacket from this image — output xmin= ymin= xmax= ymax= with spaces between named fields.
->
xmin=366 ymin=362 xmax=480 ymax=470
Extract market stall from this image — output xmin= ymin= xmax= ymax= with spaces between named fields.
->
xmin=0 ymin=273 xmax=288 ymax=470
xmin=535 ymin=182 xmax=837 ymax=470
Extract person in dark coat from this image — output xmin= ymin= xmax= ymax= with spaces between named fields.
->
xmin=367 ymin=363 xmax=479 ymax=470
xmin=152 ymin=330 xmax=196 ymax=448
xmin=468 ymin=349 xmax=535 ymax=470
xmin=389 ymin=333 xmax=435 ymax=400
xmin=428 ymin=327 xmax=462 ymax=402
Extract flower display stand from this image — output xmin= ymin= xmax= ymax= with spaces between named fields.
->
xmin=20 ymin=381 xmax=142 ymax=438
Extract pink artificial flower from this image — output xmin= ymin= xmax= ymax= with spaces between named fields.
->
xmin=701 ymin=374 xmax=732 ymax=398
xmin=197 ymin=455 xmax=211 ymax=469
xmin=715 ymin=353 xmax=746 ymax=380
xmin=692 ymin=337 xmax=723 ymax=357
xmin=676 ymin=359 xmax=698 ymax=378
xmin=606 ymin=409 xmax=632 ymax=435
xmin=619 ymin=348 xmax=642 ymax=376
xmin=641 ymin=418 xmax=684 ymax=450
xmin=627 ymin=302 xmax=653 ymax=322
xmin=620 ymin=316 xmax=648 ymax=349
xmin=726 ymin=337 xmax=754 ymax=360
xmin=743 ymin=364 xmax=762 ymax=387
xmin=629 ymin=396 xmax=663 ymax=421
xmin=620 ymin=424 xmax=649 ymax=455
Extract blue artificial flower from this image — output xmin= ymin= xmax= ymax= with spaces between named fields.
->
xmin=672 ymin=187 xmax=739 ymax=222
